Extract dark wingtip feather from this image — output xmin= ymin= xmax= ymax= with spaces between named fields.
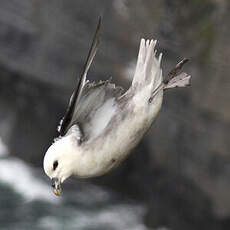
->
xmin=58 ymin=17 xmax=102 ymax=137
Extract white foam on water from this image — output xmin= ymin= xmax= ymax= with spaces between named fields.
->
xmin=38 ymin=216 xmax=60 ymax=229
xmin=39 ymin=203 xmax=148 ymax=230
xmin=0 ymin=157 xmax=60 ymax=203
xmin=82 ymin=204 xmax=147 ymax=230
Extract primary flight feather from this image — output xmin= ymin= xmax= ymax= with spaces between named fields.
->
xmin=43 ymin=18 xmax=191 ymax=196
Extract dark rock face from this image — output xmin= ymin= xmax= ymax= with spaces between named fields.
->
xmin=0 ymin=0 xmax=230 ymax=229
xmin=0 ymin=65 xmax=63 ymax=163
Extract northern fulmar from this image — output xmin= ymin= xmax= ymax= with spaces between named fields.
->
xmin=43 ymin=18 xmax=191 ymax=196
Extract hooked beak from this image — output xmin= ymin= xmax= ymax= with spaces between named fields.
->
xmin=51 ymin=177 xmax=62 ymax=196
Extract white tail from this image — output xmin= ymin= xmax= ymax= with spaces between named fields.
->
xmin=132 ymin=39 xmax=191 ymax=103
xmin=132 ymin=39 xmax=162 ymax=92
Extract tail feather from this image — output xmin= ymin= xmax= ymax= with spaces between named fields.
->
xmin=131 ymin=39 xmax=191 ymax=103
xmin=132 ymin=39 xmax=162 ymax=90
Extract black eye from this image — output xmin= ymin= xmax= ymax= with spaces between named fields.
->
xmin=53 ymin=160 xmax=58 ymax=170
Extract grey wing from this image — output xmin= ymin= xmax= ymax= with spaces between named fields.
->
xmin=68 ymin=80 xmax=123 ymax=141
xmin=58 ymin=17 xmax=124 ymax=142
xmin=58 ymin=17 xmax=101 ymax=137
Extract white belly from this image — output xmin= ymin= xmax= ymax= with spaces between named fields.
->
xmin=74 ymin=86 xmax=163 ymax=178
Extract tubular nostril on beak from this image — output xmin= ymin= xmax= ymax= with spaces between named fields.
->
xmin=51 ymin=177 xmax=60 ymax=189
xmin=51 ymin=177 xmax=58 ymax=188
xmin=51 ymin=177 xmax=62 ymax=196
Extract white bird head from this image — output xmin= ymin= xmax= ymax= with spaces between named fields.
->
xmin=43 ymin=136 xmax=78 ymax=196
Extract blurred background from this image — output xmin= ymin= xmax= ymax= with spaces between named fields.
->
xmin=0 ymin=0 xmax=229 ymax=229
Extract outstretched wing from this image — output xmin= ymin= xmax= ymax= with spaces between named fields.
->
xmin=58 ymin=17 xmax=101 ymax=137
xmin=58 ymin=17 xmax=123 ymax=142
xmin=68 ymin=80 xmax=123 ymax=141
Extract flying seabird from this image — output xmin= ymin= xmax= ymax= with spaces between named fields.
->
xmin=43 ymin=17 xmax=191 ymax=196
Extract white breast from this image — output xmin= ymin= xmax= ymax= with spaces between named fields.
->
xmin=73 ymin=86 xmax=163 ymax=178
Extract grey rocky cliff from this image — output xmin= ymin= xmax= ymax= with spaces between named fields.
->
xmin=0 ymin=0 xmax=230 ymax=229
